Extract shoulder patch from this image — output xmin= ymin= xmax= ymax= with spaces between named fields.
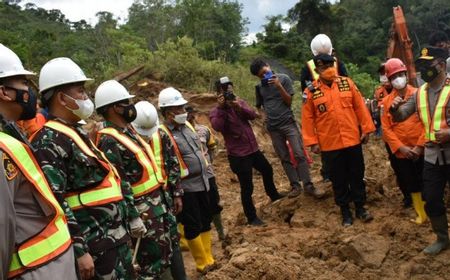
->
xmin=3 ymin=153 xmax=18 ymax=181
xmin=317 ymin=103 xmax=327 ymax=113
xmin=312 ymin=90 xmax=324 ymax=100
xmin=337 ymin=78 xmax=350 ymax=92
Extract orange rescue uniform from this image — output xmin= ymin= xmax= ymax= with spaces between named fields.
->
xmin=302 ymin=76 xmax=375 ymax=151
xmin=381 ymin=85 xmax=425 ymax=158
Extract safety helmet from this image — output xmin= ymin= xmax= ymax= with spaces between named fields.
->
xmin=310 ymin=34 xmax=333 ymax=56
xmin=0 ymin=44 xmax=35 ymax=79
xmin=132 ymin=101 xmax=159 ymax=137
xmin=94 ymin=80 xmax=135 ymax=109
xmin=158 ymin=87 xmax=188 ymax=108
xmin=384 ymin=58 xmax=407 ymax=79
xmin=39 ymin=57 xmax=92 ymax=93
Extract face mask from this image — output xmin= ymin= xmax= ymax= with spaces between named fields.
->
xmin=391 ymin=76 xmax=407 ymax=90
xmin=12 ymin=87 xmax=37 ymax=120
xmin=118 ymin=104 xmax=137 ymax=123
xmin=379 ymin=75 xmax=388 ymax=84
xmin=420 ymin=65 xmax=440 ymax=83
xmin=64 ymin=94 xmax=94 ymax=120
xmin=174 ymin=112 xmax=188 ymax=124
xmin=319 ymin=67 xmax=337 ymax=81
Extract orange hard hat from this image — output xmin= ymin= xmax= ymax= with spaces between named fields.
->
xmin=384 ymin=58 xmax=407 ymax=78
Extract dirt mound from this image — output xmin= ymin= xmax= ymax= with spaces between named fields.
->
xmin=130 ymin=78 xmax=450 ymax=280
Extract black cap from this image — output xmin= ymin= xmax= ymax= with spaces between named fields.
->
xmin=416 ymin=46 xmax=448 ymax=62
xmin=313 ymin=54 xmax=335 ymax=66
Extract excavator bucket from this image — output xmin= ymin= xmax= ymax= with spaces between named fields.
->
xmin=386 ymin=6 xmax=418 ymax=87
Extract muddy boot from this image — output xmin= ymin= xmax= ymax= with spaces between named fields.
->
xmin=304 ymin=182 xmax=325 ymax=199
xmin=341 ymin=206 xmax=353 ymax=227
xmin=212 ymin=214 xmax=226 ymax=240
xmin=288 ymin=185 xmax=302 ymax=198
xmin=423 ymin=215 xmax=450 ymax=255
xmin=170 ymin=242 xmax=189 ymax=280
xmin=355 ymin=206 xmax=373 ymax=223
xmin=411 ymin=192 xmax=428 ymax=224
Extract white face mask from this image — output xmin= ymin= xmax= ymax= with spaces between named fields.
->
xmin=64 ymin=94 xmax=94 ymax=120
xmin=391 ymin=76 xmax=407 ymax=90
xmin=379 ymin=75 xmax=388 ymax=84
xmin=174 ymin=113 xmax=188 ymax=124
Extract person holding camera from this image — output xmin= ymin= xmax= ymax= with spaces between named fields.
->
xmin=210 ymin=77 xmax=284 ymax=226
xmin=250 ymin=58 xmax=323 ymax=199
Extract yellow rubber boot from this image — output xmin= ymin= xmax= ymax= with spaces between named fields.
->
xmin=186 ymin=235 xmax=208 ymax=272
xmin=200 ymin=231 xmax=215 ymax=266
xmin=177 ymin=223 xmax=189 ymax=251
xmin=411 ymin=192 xmax=428 ymax=224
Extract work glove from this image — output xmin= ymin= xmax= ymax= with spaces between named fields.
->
xmin=129 ymin=217 xmax=147 ymax=238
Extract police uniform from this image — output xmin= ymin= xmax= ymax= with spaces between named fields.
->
xmin=96 ymin=121 xmax=172 ymax=278
xmin=0 ymin=131 xmax=76 ymax=280
xmin=31 ymin=118 xmax=136 ymax=279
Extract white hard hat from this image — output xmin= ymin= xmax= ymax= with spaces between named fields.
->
xmin=94 ymin=80 xmax=135 ymax=109
xmin=158 ymin=87 xmax=188 ymax=108
xmin=310 ymin=34 xmax=333 ymax=56
xmin=39 ymin=57 xmax=92 ymax=93
xmin=132 ymin=101 xmax=159 ymax=137
xmin=219 ymin=76 xmax=231 ymax=84
xmin=0 ymin=44 xmax=35 ymax=78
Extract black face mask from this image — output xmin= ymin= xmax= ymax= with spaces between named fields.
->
xmin=420 ymin=65 xmax=440 ymax=83
xmin=117 ymin=104 xmax=137 ymax=123
xmin=13 ymin=87 xmax=37 ymax=120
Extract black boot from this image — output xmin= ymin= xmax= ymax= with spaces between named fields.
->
xmin=341 ymin=206 xmax=353 ymax=227
xmin=423 ymin=215 xmax=450 ymax=255
xmin=355 ymin=204 xmax=373 ymax=223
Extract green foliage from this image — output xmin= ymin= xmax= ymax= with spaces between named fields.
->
xmin=346 ymin=63 xmax=379 ymax=98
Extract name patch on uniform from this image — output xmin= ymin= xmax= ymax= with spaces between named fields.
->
xmin=317 ymin=103 xmax=327 ymax=113
xmin=3 ymin=154 xmax=18 ymax=181
xmin=337 ymin=78 xmax=350 ymax=92
xmin=312 ymin=90 xmax=324 ymax=99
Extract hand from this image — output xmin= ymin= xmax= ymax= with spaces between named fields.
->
xmin=77 ymin=253 xmax=95 ymax=280
xmin=410 ymin=146 xmax=424 ymax=160
xmin=390 ymin=96 xmax=405 ymax=110
xmin=435 ymin=128 xmax=450 ymax=144
xmin=130 ymin=217 xmax=147 ymax=238
xmin=229 ymin=99 xmax=241 ymax=111
xmin=398 ymin=146 xmax=415 ymax=159
xmin=268 ymin=75 xmax=282 ymax=88
xmin=310 ymin=144 xmax=320 ymax=154
xmin=173 ymin=197 xmax=183 ymax=215
xmin=217 ymin=94 xmax=225 ymax=108
xmin=360 ymin=133 xmax=370 ymax=144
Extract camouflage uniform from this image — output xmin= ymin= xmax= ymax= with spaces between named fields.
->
xmin=97 ymin=122 xmax=172 ymax=279
xmin=31 ymin=118 xmax=136 ymax=280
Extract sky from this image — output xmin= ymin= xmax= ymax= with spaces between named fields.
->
xmin=23 ymin=0 xmax=299 ymax=43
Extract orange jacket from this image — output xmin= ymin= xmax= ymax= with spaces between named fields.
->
xmin=302 ymin=76 xmax=376 ymax=152
xmin=16 ymin=113 xmax=46 ymax=137
xmin=374 ymin=85 xmax=391 ymax=105
xmin=381 ymin=85 xmax=425 ymax=158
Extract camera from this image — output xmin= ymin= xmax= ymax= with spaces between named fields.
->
xmin=223 ymin=91 xmax=236 ymax=101
xmin=261 ymin=71 xmax=273 ymax=87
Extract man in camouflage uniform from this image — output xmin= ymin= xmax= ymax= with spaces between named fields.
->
xmin=132 ymin=101 xmax=188 ymax=280
xmin=94 ymin=80 xmax=173 ymax=279
xmin=32 ymin=58 xmax=146 ymax=280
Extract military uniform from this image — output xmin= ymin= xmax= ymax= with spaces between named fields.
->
xmin=0 ymin=131 xmax=77 ymax=280
xmin=31 ymin=118 xmax=136 ymax=280
xmin=97 ymin=122 xmax=172 ymax=278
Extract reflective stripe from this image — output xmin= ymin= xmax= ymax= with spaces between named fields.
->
xmin=1 ymin=133 xmax=71 ymax=278
xmin=98 ymin=127 xmax=161 ymax=198
xmin=159 ymin=125 xmax=189 ymax=178
xmin=150 ymin=131 xmax=168 ymax=187
xmin=45 ymin=121 xmax=123 ymax=210
xmin=417 ymin=84 xmax=450 ymax=141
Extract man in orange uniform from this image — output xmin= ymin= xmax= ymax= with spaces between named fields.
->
xmin=381 ymin=58 xmax=427 ymax=224
xmin=302 ymin=54 xmax=376 ymax=226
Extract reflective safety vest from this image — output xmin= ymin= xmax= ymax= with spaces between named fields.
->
xmin=44 ymin=121 xmax=123 ymax=210
xmin=307 ymin=59 xmax=339 ymax=81
xmin=417 ymin=84 xmax=450 ymax=142
xmin=97 ymin=127 xmax=162 ymax=198
xmin=1 ymin=132 xmax=72 ymax=278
